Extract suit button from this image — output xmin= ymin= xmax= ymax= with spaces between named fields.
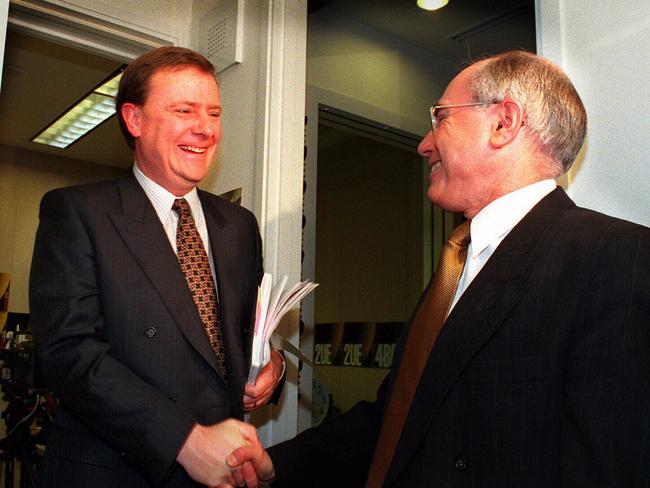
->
xmin=145 ymin=326 xmax=157 ymax=338
xmin=455 ymin=456 xmax=468 ymax=471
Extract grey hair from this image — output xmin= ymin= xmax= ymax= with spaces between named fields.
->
xmin=468 ymin=51 xmax=587 ymax=175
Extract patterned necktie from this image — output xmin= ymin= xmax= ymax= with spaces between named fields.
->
xmin=365 ymin=220 xmax=471 ymax=488
xmin=172 ymin=198 xmax=227 ymax=378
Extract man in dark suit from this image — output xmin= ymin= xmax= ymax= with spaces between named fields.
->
xmin=229 ymin=51 xmax=650 ymax=487
xmin=30 ymin=47 xmax=284 ymax=487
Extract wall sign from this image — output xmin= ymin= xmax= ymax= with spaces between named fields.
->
xmin=313 ymin=321 xmax=404 ymax=369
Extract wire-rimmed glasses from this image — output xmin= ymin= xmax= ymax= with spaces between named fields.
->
xmin=429 ymin=101 xmax=499 ymax=132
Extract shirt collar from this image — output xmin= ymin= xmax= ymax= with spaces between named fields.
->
xmin=132 ymin=163 xmax=201 ymax=219
xmin=469 ymin=179 xmax=556 ymax=259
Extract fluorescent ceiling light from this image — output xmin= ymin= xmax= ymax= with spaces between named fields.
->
xmin=417 ymin=0 xmax=449 ymax=11
xmin=32 ymin=67 xmax=124 ymax=149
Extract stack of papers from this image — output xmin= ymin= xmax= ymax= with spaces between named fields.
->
xmin=247 ymin=273 xmax=318 ymax=384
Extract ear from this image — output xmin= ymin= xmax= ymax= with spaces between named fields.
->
xmin=489 ymin=97 xmax=525 ymax=149
xmin=121 ymin=103 xmax=142 ymax=139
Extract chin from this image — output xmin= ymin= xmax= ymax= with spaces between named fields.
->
xmin=427 ymin=188 xmax=444 ymax=206
xmin=178 ymin=165 xmax=210 ymax=181
xmin=428 ymin=195 xmax=464 ymax=214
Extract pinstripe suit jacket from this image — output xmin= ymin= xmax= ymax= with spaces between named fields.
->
xmin=269 ymin=187 xmax=650 ymax=487
xmin=30 ymin=173 xmax=263 ymax=487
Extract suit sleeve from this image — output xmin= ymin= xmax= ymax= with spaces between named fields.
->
xmin=267 ymin=279 xmax=432 ymax=487
xmin=560 ymin=222 xmax=650 ymax=486
xmin=30 ymin=189 xmax=194 ymax=486
xmin=269 ymin=383 xmax=385 ymax=487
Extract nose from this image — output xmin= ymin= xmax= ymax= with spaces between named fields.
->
xmin=417 ymin=130 xmax=435 ymax=158
xmin=192 ymin=112 xmax=215 ymax=138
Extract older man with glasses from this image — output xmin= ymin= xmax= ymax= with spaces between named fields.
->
xmin=230 ymin=50 xmax=650 ymax=488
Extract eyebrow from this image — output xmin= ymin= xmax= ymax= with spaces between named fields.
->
xmin=169 ymin=101 xmax=222 ymax=110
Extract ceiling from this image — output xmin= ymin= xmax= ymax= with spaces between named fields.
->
xmin=0 ymin=28 xmax=131 ymax=168
xmin=0 ymin=0 xmax=535 ymax=169
xmin=309 ymin=0 xmax=535 ymax=63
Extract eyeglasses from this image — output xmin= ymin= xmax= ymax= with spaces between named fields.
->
xmin=429 ymin=101 xmax=498 ymax=132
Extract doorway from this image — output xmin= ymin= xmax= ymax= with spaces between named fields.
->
xmin=305 ymin=106 xmax=460 ymax=426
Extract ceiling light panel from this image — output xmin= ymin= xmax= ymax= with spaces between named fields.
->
xmin=31 ymin=69 xmax=123 ymax=149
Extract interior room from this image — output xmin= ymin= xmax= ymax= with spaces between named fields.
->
xmin=0 ymin=1 xmax=648 ymax=481
xmin=0 ymin=0 xmax=533 ymax=460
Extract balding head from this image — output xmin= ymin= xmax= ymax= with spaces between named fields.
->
xmin=466 ymin=51 xmax=587 ymax=175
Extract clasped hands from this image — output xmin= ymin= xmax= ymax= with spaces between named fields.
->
xmin=176 ymin=418 xmax=274 ymax=488
xmin=177 ymin=418 xmax=275 ymax=488
xmin=177 ymin=352 xmax=282 ymax=487
xmin=177 ymin=416 xmax=274 ymax=488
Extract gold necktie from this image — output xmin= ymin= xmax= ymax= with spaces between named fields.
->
xmin=365 ymin=220 xmax=471 ymax=488
xmin=173 ymin=198 xmax=227 ymax=378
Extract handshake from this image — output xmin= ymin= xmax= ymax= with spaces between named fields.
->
xmin=177 ymin=418 xmax=275 ymax=488
xmin=176 ymin=352 xmax=281 ymax=487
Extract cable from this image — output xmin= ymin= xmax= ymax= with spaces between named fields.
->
xmin=5 ymin=394 xmax=41 ymax=439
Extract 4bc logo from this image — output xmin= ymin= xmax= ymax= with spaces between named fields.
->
xmin=374 ymin=343 xmax=396 ymax=368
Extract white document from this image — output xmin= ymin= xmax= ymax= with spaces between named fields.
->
xmin=247 ymin=273 xmax=318 ymax=384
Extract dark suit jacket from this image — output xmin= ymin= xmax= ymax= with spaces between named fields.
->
xmin=269 ymin=188 xmax=650 ymax=487
xmin=30 ymin=173 xmax=263 ymax=487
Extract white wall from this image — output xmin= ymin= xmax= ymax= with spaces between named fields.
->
xmin=0 ymin=0 xmax=7 ymax=90
xmin=537 ymin=0 xmax=650 ymax=227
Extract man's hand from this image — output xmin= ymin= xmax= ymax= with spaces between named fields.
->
xmin=243 ymin=348 xmax=284 ymax=412
xmin=176 ymin=419 xmax=260 ymax=487
xmin=227 ymin=444 xmax=275 ymax=488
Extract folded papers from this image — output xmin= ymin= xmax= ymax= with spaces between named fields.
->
xmin=247 ymin=273 xmax=318 ymax=384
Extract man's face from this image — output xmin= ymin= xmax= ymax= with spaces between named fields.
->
xmin=417 ymin=64 xmax=500 ymax=218
xmin=123 ymin=66 xmax=222 ymax=196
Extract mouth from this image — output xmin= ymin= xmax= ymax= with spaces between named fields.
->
xmin=429 ymin=160 xmax=442 ymax=174
xmin=178 ymin=145 xmax=207 ymax=154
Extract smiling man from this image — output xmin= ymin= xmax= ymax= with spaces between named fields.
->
xmin=30 ymin=47 xmax=284 ymax=487
xmin=229 ymin=51 xmax=650 ymax=488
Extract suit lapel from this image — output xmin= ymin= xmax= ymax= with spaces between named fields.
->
xmin=108 ymin=175 xmax=223 ymax=379
xmin=385 ymin=188 xmax=576 ymax=485
xmin=199 ymin=191 xmax=247 ymax=392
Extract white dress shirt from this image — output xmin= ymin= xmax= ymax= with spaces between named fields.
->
xmin=449 ymin=179 xmax=557 ymax=312
xmin=133 ymin=164 xmax=218 ymax=283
